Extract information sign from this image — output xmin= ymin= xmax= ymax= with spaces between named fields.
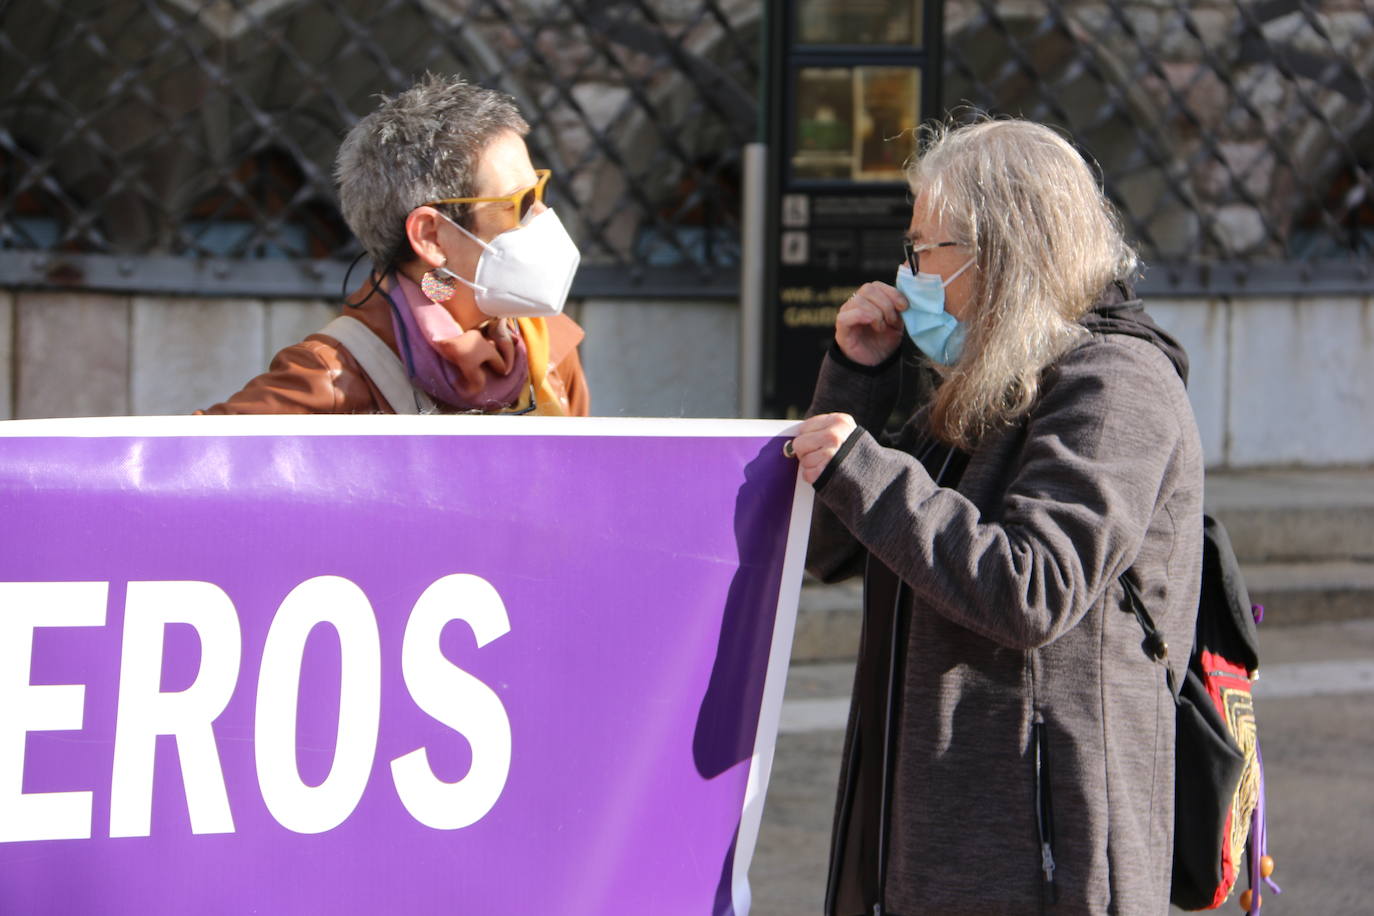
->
xmin=764 ymin=0 xmax=942 ymax=417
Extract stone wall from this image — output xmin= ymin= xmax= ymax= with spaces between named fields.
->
xmin=577 ymin=298 xmax=740 ymax=419
xmin=1151 ymin=295 xmax=1374 ymax=467
xmin=0 ymin=292 xmax=336 ymax=417
xmin=4 ymin=291 xmax=1372 ymax=470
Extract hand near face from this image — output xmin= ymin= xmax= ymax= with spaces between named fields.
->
xmin=787 ymin=412 xmax=858 ymax=485
xmin=836 ymin=281 xmax=906 ymax=366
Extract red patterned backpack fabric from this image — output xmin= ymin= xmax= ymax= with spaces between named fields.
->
xmin=1121 ymin=514 xmax=1280 ymax=913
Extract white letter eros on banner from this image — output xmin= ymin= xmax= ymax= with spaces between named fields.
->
xmin=0 ymin=575 xmax=513 ymax=843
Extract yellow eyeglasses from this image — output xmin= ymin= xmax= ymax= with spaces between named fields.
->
xmin=424 ymin=169 xmax=551 ymax=225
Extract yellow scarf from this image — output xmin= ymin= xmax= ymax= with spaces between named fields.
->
xmin=515 ymin=317 xmax=568 ymax=416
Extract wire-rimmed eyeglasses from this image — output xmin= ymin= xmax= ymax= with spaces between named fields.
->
xmin=903 ymin=238 xmax=959 ymax=275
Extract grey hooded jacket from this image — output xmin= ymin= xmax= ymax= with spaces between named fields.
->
xmin=807 ymin=291 xmax=1204 ymax=915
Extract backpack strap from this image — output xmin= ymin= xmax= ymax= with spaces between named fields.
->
xmin=319 ymin=316 xmax=437 ymax=415
xmin=1119 ymin=574 xmax=1175 ymax=687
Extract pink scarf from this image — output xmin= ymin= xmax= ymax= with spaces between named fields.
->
xmin=386 ymin=273 xmax=529 ymax=411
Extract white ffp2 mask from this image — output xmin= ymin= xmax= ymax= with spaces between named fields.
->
xmin=446 ymin=207 xmax=581 ymax=319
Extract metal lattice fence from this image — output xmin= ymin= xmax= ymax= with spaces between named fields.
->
xmin=1 ymin=0 xmax=1371 ymax=298
xmin=943 ymin=0 xmax=1374 ymax=293
xmin=0 ymin=0 xmax=760 ymax=297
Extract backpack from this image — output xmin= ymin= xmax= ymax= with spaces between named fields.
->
xmin=1120 ymin=514 xmax=1281 ymax=913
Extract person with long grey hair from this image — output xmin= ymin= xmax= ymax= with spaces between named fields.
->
xmin=788 ymin=118 xmax=1204 ymax=914
xmin=203 ymin=73 xmax=589 ymax=416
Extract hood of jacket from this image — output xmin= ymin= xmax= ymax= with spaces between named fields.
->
xmin=1080 ymin=280 xmax=1190 ymax=386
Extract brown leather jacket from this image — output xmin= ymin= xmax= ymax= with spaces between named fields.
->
xmin=201 ymin=286 xmax=590 ymax=416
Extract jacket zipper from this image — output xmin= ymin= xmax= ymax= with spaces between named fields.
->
xmin=1034 ymin=716 xmax=1058 ymax=905
xmin=825 ymin=721 xmax=860 ymax=916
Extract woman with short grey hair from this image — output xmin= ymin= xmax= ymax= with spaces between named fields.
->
xmin=204 ymin=73 xmax=589 ymax=416
xmin=790 ymin=118 xmax=1204 ymax=914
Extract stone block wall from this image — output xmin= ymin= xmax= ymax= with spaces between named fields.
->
xmin=0 ymin=291 xmax=741 ymax=420
xmin=577 ymin=298 xmax=740 ymax=419
xmin=2 ymin=291 xmax=1372 ymax=470
xmin=1154 ymin=295 xmax=1374 ymax=467
xmin=3 ymin=292 xmax=336 ymax=417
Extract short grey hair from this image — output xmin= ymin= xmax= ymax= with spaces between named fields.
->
xmin=335 ymin=73 xmax=529 ymax=267
xmin=907 ymin=116 xmax=1139 ymax=449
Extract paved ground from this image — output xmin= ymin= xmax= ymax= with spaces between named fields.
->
xmin=747 ymin=617 xmax=1374 ymax=915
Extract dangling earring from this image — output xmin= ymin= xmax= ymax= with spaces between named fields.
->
xmin=421 ymin=262 xmax=461 ymax=304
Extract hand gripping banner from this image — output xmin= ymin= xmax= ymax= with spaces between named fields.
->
xmin=0 ymin=415 xmax=812 ymax=915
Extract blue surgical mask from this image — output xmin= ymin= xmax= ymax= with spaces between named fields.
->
xmin=895 ymin=259 xmax=974 ymax=365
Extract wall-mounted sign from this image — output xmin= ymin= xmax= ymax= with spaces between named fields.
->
xmin=764 ymin=0 xmax=943 ymax=417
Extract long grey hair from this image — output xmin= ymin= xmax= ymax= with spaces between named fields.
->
xmin=907 ymin=117 xmax=1138 ymax=449
xmin=335 ymin=73 xmax=529 ymax=268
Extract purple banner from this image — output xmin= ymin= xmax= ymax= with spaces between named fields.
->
xmin=0 ymin=416 xmax=810 ymax=915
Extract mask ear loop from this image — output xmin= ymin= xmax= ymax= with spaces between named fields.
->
xmin=437 ymin=211 xmax=494 ymax=252
xmin=446 ymin=271 xmax=489 ymax=297
xmin=940 ymin=257 xmax=976 ymax=288
xmin=434 ymin=212 xmax=495 ymax=297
